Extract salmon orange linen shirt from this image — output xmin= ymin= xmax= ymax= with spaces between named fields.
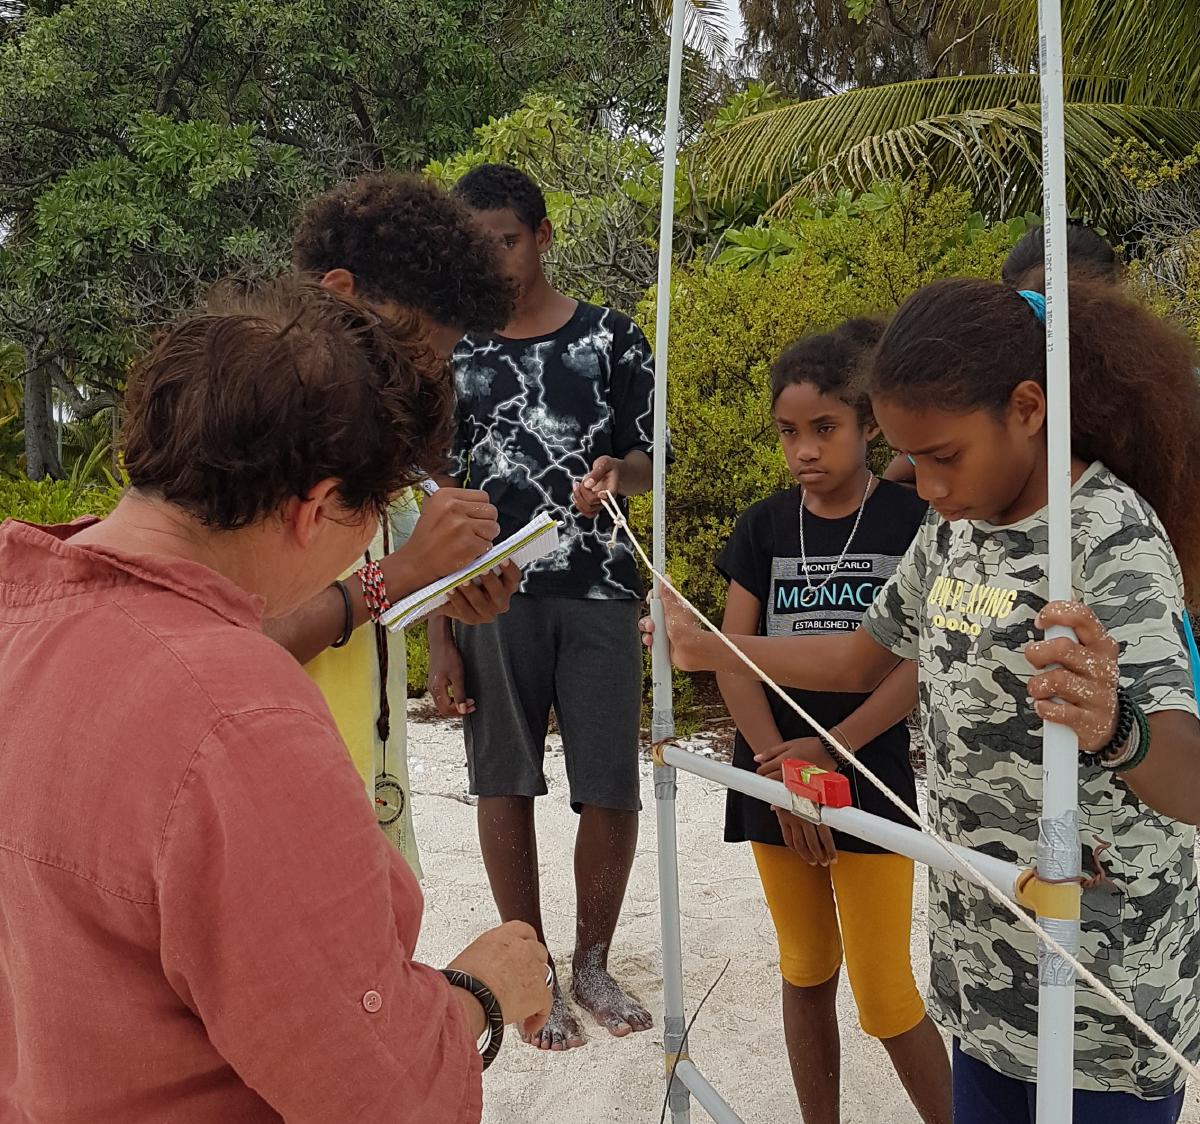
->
xmin=0 ymin=519 xmax=482 ymax=1123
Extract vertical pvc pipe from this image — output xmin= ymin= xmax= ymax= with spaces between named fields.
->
xmin=652 ymin=4 xmax=688 ymax=1121
xmin=1034 ymin=2 xmax=1080 ymax=1120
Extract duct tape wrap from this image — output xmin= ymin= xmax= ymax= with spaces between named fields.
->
xmin=1038 ymin=918 xmax=1080 ymax=986
xmin=652 ymin=708 xmax=676 ymax=743
xmin=664 ymin=1013 xmax=687 ymax=1054
xmin=1037 ymin=810 xmax=1080 ymax=882
xmin=654 ymin=763 xmax=677 ymax=801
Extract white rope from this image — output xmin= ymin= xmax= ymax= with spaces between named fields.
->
xmin=600 ymin=491 xmax=1200 ymax=1081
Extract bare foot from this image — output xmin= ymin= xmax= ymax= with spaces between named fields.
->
xmin=522 ymin=982 xmax=586 ymax=1051
xmin=571 ymin=948 xmax=653 ymax=1038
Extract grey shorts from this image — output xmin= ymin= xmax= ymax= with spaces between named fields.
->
xmin=455 ymin=594 xmax=643 ymax=812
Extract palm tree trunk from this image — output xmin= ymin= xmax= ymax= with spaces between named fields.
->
xmin=23 ymin=353 xmax=62 ymax=481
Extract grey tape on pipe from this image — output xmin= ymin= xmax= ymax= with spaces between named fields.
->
xmin=1037 ymin=810 xmax=1081 ymax=882
xmin=1039 ymin=918 xmax=1080 ymax=986
xmin=652 ymin=708 xmax=676 ymax=741
xmin=654 ymin=762 xmax=677 ymax=799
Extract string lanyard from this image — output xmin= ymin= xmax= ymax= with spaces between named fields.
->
xmin=372 ymin=519 xmax=392 ymax=753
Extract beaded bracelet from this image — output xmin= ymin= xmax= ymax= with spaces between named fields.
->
xmin=440 ymin=968 xmax=504 ymax=1070
xmin=356 ymin=559 xmax=392 ymax=624
xmin=824 ymin=725 xmax=855 ymax=768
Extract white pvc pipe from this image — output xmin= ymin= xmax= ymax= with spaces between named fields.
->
xmin=655 ymin=766 xmax=691 ymax=1124
xmin=649 ymin=0 xmax=686 ymax=746
xmin=674 ymin=1062 xmax=745 ymax=1124
xmin=659 ymin=744 xmax=1024 ymax=897
xmin=653 ymin=6 xmax=690 ymax=1123
xmin=1034 ymin=1 xmax=1080 ymax=1119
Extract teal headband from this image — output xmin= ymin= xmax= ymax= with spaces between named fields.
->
xmin=1017 ymin=289 xmax=1046 ymax=324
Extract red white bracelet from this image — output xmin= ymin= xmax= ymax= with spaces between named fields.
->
xmin=357 ymin=559 xmax=392 ymax=623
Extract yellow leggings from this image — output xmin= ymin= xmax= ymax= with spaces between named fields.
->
xmin=752 ymin=842 xmax=926 ymax=1041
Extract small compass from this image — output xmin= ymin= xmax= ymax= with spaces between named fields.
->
xmin=374 ymin=775 xmax=406 ymax=826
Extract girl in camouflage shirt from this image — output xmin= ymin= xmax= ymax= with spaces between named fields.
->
xmin=651 ymin=277 xmax=1200 ymax=1123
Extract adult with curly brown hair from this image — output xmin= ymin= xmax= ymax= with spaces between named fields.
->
xmin=269 ymin=173 xmax=522 ymax=873
xmin=0 ymin=279 xmax=551 ymax=1122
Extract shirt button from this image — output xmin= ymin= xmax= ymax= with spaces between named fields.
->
xmin=362 ymin=990 xmax=383 ymax=1013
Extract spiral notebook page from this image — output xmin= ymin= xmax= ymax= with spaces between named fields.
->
xmin=381 ymin=512 xmax=560 ymax=632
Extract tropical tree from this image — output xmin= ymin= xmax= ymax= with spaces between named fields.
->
xmin=738 ymin=0 xmax=996 ymax=98
xmin=704 ymin=0 xmax=1200 ymax=227
xmin=0 ymin=0 xmax=732 ymax=477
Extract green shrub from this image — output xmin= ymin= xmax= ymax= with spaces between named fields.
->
xmin=405 ymin=627 xmax=430 ymax=698
xmin=631 ymin=182 xmax=1017 ymax=625
xmin=0 ymin=474 xmax=122 ymax=524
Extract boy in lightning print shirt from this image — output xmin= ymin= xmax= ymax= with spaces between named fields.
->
xmin=428 ymin=164 xmax=666 ymax=1051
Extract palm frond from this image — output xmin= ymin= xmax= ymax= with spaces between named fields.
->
xmin=935 ymin=0 xmax=1200 ymax=104
xmin=774 ymin=103 xmax=1200 ymax=225
xmin=699 ymin=73 xmax=1133 ymax=198
xmin=647 ymin=0 xmax=732 ymax=64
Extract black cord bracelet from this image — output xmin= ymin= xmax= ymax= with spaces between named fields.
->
xmin=1089 ymin=686 xmax=1134 ymax=759
xmin=330 ymin=580 xmax=353 ymax=649
xmin=1107 ymin=698 xmax=1152 ymax=773
xmin=440 ymin=968 xmax=504 ymax=1070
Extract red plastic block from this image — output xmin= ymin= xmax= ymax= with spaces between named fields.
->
xmin=781 ymin=759 xmax=852 ymax=808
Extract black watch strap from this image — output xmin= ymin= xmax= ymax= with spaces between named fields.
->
xmin=330 ymin=579 xmax=353 ymax=649
xmin=440 ymin=968 xmax=504 ymax=1069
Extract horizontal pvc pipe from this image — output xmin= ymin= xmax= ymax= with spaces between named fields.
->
xmin=674 ymin=1061 xmax=744 ymax=1124
xmin=659 ymin=743 xmax=1022 ymax=896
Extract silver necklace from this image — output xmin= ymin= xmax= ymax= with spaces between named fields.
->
xmin=798 ymin=475 xmax=876 ymax=592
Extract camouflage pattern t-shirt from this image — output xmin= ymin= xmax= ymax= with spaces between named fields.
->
xmin=863 ymin=462 xmax=1199 ymax=1096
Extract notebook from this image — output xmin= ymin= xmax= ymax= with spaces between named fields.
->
xmin=381 ymin=512 xmax=560 ymax=632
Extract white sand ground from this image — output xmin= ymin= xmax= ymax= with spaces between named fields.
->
xmin=408 ymin=703 xmax=1200 ymax=1123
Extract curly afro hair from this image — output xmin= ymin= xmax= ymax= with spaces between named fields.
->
xmin=291 ymin=173 xmax=515 ymax=332
xmin=452 ymin=163 xmax=547 ymax=232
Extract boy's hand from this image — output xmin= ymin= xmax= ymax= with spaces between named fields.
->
xmin=573 ymin=455 xmax=622 ymax=517
xmin=1025 ymin=600 xmax=1120 ymax=753
xmin=754 ymin=736 xmax=837 ymax=780
xmin=428 ymin=632 xmax=475 ymax=717
xmin=439 ymin=562 xmax=521 ymax=626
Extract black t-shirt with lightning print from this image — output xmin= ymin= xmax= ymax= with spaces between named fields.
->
xmin=449 ymin=302 xmax=661 ymax=600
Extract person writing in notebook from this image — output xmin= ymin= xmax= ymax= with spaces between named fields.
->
xmin=430 ymin=163 xmax=666 ymax=1050
xmin=265 ymin=173 xmax=522 ymax=871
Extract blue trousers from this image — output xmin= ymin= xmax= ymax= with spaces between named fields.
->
xmin=952 ymin=1040 xmax=1186 ymax=1124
